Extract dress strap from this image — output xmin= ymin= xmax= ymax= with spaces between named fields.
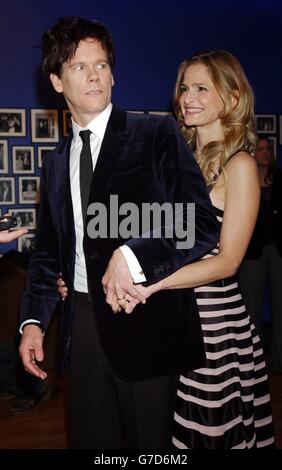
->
xmin=207 ymin=148 xmax=249 ymax=191
xmin=225 ymin=148 xmax=249 ymax=165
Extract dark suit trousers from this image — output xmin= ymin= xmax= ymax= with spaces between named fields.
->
xmin=70 ymin=292 xmax=178 ymax=449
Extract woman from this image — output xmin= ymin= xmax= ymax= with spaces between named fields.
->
xmin=240 ymin=135 xmax=282 ymax=373
xmin=117 ymin=50 xmax=275 ymax=448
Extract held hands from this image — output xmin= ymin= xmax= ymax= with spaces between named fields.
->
xmin=56 ymin=275 xmax=155 ymax=313
xmin=116 ymin=283 xmax=159 ymax=313
xmin=19 ymin=325 xmax=47 ymax=380
xmin=102 ymin=249 xmax=146 ymax=313
xmin=56 ymin=249 xmax=162 ymax=314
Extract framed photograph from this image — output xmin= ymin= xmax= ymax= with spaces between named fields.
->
xmin=148 ymin=111 xmax=172 ymax=116
xmin=19 ymin=176 xmax=40 ymax=204
xmin=31 ymin=109 xmax=59 ymax=143
xmin=255 ymin=114 xmax=276 ymax=133
xmin=62 ymin=110 xmax=72 ymax=137
xmin=127 ymin=110 xmax=145 ymax=114
xmin=0 ymin=177 xmax=15 ymax=205
xmin=280 ymin=116 xmax=282 ymax=145
xmin=12 ymin=146 xmax=34 ymax=173
xmin=0 ymin=108 xmax=26 ymax=136
xmin=18 ymin=233 xmax=35 ymax=255
xmin=8 ymin=208 xmax=36 ymax=229
xmin=37 ymin=146 xmax=55 ymax=168
xmin=268 ymin=136 xmax=277 ymax=159
xmin=0 ymin=140 xmax=8 ymax=173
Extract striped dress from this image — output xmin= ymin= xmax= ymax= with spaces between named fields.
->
xmin=173 ymin=207 xmax=275 ymax=449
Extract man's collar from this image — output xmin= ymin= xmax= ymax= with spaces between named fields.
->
xmin=71 ymin=103 xmax=113 ymax=148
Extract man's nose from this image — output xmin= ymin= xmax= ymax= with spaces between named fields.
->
xmin=88 ymin=66 xmax=99 ymax=81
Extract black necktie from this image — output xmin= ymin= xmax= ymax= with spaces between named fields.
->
xmin=79 ymin=130 xmax=93 ymax=228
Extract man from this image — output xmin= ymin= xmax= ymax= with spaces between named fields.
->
xmin=19 ymin=17 xmax=218 ymax=449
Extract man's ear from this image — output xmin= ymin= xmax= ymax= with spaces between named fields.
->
xmin=111 ymin=74 xmax=115 ymax=87
xmin=231 ymin=90 xmax=239 ymax=109
xmin=50 ymin=73 xmax=63 ymax=93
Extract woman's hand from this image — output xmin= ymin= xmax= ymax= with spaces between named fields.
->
xmin=57 ymin=274 xmax=68 ymax=300
xmin=117 ymin=281 xmax=162 ymax=314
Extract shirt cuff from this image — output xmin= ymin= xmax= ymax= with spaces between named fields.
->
xmin=119 ymin=245 xmax=147 ymax=284
xmin=19 ymin=319 xmax=42 ymax=335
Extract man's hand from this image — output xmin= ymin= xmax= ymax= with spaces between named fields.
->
xmin=0 ymin=228 xmax=27 ymax=243
xmin=102 ymin=249 xmax=146 ymax=313
xmin=19 ymin=325 xmax=47 ymax=380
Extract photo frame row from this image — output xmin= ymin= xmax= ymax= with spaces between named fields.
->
xmin=0 ymin=176 xmax=40 ymax=205
xmin=0 ymin=107 xmax=281 ymax=136
xmin=12 ymin=145 xmax=55 ymax=171
xmin=0 ymin=108 xmax=63 ymax=142
xmin=0 ymin=143 xmax=56 ymax=174
xmin=1 ymin=109 xmax=282 ymax=151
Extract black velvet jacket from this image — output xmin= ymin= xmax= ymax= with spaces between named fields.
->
xmin=20 ymin=106 xmax=219 ymax=381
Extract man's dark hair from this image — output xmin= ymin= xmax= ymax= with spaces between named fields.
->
xmin=42 ymin=16 xmax=115 ymax=77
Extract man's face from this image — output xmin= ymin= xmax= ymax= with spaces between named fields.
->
xmin=50 ymin=39 xmax=114 ymax=127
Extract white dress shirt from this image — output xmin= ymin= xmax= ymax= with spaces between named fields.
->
xmin=71 ymin=103 xmax=146 ymax=290
xmin=71 ymin=103 xmax=112 ymax=292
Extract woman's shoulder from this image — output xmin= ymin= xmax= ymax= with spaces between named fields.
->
xmin=224 ymin=151 xmax=259 ymax=194
xmin=225 ymin=150 xmax=257 ymax=173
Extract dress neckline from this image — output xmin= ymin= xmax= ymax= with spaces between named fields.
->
xmin=213 ymin=205 xmax=224 ymax=216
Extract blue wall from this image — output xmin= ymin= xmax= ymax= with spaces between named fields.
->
xmin=1 ymin=0 xmax=282 ymax=252
xmin=1 ymin=0 xmax=281 ymax=112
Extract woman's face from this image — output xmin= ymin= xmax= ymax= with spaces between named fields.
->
xmin=179 ymin=63 xmax=224 ymax=131
xmin=255 ymin=139 xmax=272 ymax=167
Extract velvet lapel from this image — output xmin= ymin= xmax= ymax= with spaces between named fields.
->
xmin=55 ymin=107 xmax=128 ymax=246
xmin=87 ymin=106 xmax=129 ymax=205
xmin=55 ymin=134 xmax=75 ymax=246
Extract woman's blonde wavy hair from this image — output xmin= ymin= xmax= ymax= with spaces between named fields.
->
xmin=174 ymin=50 xmax=257 ymax=186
